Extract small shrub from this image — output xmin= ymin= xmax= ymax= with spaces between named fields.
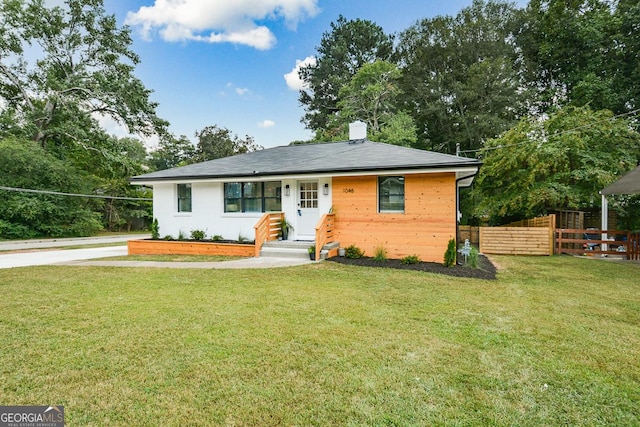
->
xmin=237 ymin=233 xmax=248 ymax=243
xmin=444 ymin=239 xmax=457 ymax=268
xmin=467 ymin=246 xmax=480 ymax=269
xmin=401 ymin=254 xmax=420 ymax=265
xmin=151 ymin=218 xmax=160 ymax=240
xmin=373 ymin=246 xmax=387 ymax=262
xmin=190 ymin=229 xmax=206 ymax=241
xmin=344 ymin=244 xmax=365 ymax=259
xmin=177 ymin=230 xmax=186 ymax=240
xmin=211 ymin=234 xmax=224 ymax=241
xmin=162 ymin=235 xmax=174 ymax=241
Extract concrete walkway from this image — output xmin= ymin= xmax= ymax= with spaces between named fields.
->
xmin=62 ymin=257 xmax=315 ymax=269
xmin=0 ymin=234 xmax=315 ymax=269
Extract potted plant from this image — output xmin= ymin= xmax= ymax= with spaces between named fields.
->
xmin=279 ymin=217 xmax=294 ymax=240
xmin=308 ymin=245 xmax=316 ymax=260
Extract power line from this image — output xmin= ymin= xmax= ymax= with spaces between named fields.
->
xmin=458 ymin=107 xmax=640 ymax=156
xmin=0 ymin=186 xmax=152 ymax=201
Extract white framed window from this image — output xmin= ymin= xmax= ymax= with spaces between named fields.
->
xmin=378 ymin=176 xmax=405 ymax=213
xmin=177 ymin=183 xmax=192 ymax=212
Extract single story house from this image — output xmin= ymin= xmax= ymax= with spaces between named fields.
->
xmin=130 ymin=123 xmax=482 ymax=262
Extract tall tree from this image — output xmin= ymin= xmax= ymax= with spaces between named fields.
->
xmin=149 ymin=133 xmax=195 ymax=171
xmin=337 ymin=60 xmax=403 ymax=134
xmin=472 ymin=106 xmax=640 ymax=224
xmin=193 ymin=125 xmax=262 ymax=163
xmin=298 ymin=16 xmax=393 ymax=133
xmin=0 ymin=0 xmax=167 ymax=147
xmin=513 ymin=0 xmax=636 ymax=115
xmin=319 ymin=60 xmax=417 ymax=146
xmin=0 ymin=137 xmax=103 ymax=238
xmin=396 ymin=0 xmax=525 ymax=154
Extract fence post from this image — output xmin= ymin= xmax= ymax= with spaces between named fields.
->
xmin=549 ymin=214 xmax=556 ymax=255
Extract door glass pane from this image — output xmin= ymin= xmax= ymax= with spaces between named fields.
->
xmin=299 ymin=182 xmax=318 ymax=209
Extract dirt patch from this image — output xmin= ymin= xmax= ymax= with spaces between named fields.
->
xmin=328 ymin=255 xmax=497 ymax=280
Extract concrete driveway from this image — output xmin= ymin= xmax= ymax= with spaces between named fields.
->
xmin=0 ymin=246 xmax=128 ymax=269
xmin=0 ymin=234 xmax=314 ymax=269
xmin=0 ymin=234 xmax=145 ymax=269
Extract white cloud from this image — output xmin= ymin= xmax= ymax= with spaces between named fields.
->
xmin=235 ymin=87 xmax=252 ymax=96
xmin=126 ymin=0 xmax=319 ymax=50
xmin=284 ymin=56 xmax=316 ymax=90
xmin=258 ymin=120 xmax=276 ymax=128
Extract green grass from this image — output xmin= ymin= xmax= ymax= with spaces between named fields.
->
xmin=0 ymin=256 xmax=638 ymax=426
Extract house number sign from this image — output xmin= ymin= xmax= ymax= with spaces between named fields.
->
xmin=343 ymin=188 xmax=355 ymax=193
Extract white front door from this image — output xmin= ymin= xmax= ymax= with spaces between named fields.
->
xmin=296 ymin=180 xmax=319 ymax=240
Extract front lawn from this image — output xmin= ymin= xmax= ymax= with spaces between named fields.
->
xmin=0 ymin=256 xmax=638 ymax=425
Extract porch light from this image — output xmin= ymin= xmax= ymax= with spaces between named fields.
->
xmin=323 ymin=183 xmax=329 ymax=195
xmin=285 ymin=184 xmax=290 ymax=196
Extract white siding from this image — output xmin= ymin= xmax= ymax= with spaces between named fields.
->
xmin=151 ymin=178 xmax=334 ymax=241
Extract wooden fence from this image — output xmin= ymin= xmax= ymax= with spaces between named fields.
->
xmin=458 ymin=225 xmax=480 ymax=246
xmin=479 ymin=214 xmax=556 ymax=256
xmin=555 ymin=229 xmax=640 ymax=260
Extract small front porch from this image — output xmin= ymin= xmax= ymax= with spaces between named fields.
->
xmin=254 ymin=212 xmax=338 ymax=260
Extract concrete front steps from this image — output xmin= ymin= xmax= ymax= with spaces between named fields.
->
xmin=260 ymin=240 xmax=339 ymax=260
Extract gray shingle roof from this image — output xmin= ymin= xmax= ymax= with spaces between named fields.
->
xmin=131 ymin=139 xmax=481 ymax=182
xmin=601 ymin=165 xmax=640 ymax=195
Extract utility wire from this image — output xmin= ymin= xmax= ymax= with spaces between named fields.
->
xmin=0 ymin=186 xmax=152 ymax=201
xmin=458 ymin=107 xmax=640 ymax=156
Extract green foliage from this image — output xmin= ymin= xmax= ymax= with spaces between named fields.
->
xmin=396 ymin=0 xmax=524 ymax=154
xmin=467 ymin=247 xmax=480 ymax=269
xmin=444 ymin=239 xmax=457 ymax=268
xmin=299 ymin=15 xmax=393 ymax=132
xmin=344 ymin=244 xmax=365 ymax=259
xmin=151 ymin=218 xmax=160 ymax=240
xmin=162 ymin=235 xmax=174 ymax=241
xmin=337 ymin=61 xmax=402 ymax=134
xmin=148 ymin=133 xmax=195 ymax=171
xmin=514 ymin=0 xmax=637 ymax=115
xmin=401 ymin=254 xmax=421 ymax=265
xmin=237 ymin=233 xmax=248 ymax=243
xmin=0 ymin=0 xmax=166 ymax=145
xmin=374 ymin=112 xmax=417 ymax=147
xmin=177 ymin=230 xmax=186 ymax=240
xmin=373 ymin=246 xmax=387 ymax=261
xmin=190 ymin=229 xmax=206 ymax=241
xmin=473 ymin=106 xmax=640 ymax=223
xmin=193 ymin=125 xmax=262 ymax=163
xmin=308 ymin=245 xmax=316 ymax=254
xmin=0 ymin=138 xmax=102 ymax=238
xmin=211 ymin=234 xmax=224 ymax=242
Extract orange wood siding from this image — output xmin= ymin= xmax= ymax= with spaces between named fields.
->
xmin=332 ymin=173 xmax=457 ymax=262
xmin=128 ymin=240 xmax=255 ymax=257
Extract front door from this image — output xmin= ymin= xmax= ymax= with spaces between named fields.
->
xmin=296 ymin=180 xmax=319 ymax=240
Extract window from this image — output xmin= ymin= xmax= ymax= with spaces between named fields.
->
xmin=378 ymin=176 xmax=405 ymax=213
xmin=299 ymin=181 xmax=318 ymax=208
xmin=224 ymin=181 xmax=281 ymax=213
xmin=177 ymin=183 xmax=192 ymax=212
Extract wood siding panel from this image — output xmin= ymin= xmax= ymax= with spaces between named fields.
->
xmin=128 ymin=240 xmax=255 ymax=257
xmin=332 ymin=173 xmax=456 ymax=262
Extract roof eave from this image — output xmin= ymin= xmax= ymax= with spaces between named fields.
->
xmin=130 ymin=162 xmax=482 ymax=184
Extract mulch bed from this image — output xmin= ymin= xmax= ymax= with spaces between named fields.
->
xmin=328 ymin=254 xmax=497 ymax=280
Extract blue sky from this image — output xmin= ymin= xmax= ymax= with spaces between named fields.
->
xmin=101 ymin=0 xmax=528 ymax=149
